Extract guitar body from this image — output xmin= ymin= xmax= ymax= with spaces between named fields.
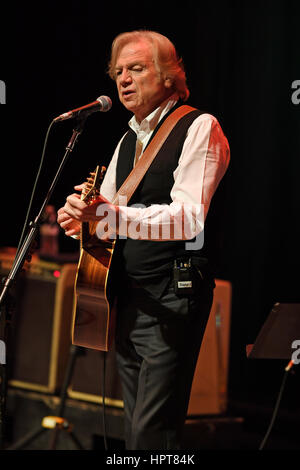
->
xmin=71 ymin=167 xmax=117 ymax=351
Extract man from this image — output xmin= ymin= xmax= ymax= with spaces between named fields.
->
xmin=57 ymin=30 xmax=230 ymax=450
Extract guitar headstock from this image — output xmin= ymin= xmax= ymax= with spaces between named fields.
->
xmin=81 ymin=165 xmax=106 ymax=204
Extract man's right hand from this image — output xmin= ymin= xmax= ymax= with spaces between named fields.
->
xmin=57 ymin=206 xmax=81 ymax=237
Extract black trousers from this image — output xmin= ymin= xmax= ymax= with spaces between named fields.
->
xmin=115 ymin=275 xmax=214 ymax=450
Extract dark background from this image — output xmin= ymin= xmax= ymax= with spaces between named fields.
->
xmin=1 ymin=0 xmax=300 ymax=426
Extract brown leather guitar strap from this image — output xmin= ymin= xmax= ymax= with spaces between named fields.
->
xmin=112 ymin=105 xmax=196 ymax=206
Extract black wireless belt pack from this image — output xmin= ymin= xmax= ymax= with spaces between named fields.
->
xmin=173 ymin=258 xmax=195 ymax=296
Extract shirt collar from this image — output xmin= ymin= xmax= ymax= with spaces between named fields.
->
xmin=128 ymin=93 xmax=179 ymax=137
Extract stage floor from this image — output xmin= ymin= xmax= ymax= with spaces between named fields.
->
xmin=3 ymin=387 xmax=300 ymax=451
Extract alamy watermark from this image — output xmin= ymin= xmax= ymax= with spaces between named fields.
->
xmin=291 ymin=80 xmax=300 ymax=105
xmin=95 ymin=199 xmax=205 ymax=250
xmin=291 ymin=339 xmax=300 ymax=365
xmin=0 ymin=80 xmax=6 ymax=104
xmin=0 ymin=340 xmax=6 ymax=364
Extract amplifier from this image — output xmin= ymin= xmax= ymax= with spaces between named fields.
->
xmin=188 ymin=279 xmax=232 ymax=415
xmin=68 ymin=344 xmax=123 ymax=408
xmin=0 ymin=249 xmax=77 ymax=393
xmin=68 ymin=279 xmax=232 ymax=415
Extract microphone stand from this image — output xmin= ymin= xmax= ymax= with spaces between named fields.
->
xmin=0 ymin=115 xmax=87 ymax=449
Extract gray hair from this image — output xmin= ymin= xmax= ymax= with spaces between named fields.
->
xmin=108 ymin=30 xmax=190 ymax=101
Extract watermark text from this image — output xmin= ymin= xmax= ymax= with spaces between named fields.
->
xmin=95 ymin=201 xmax=204 ymax=250
xmin=291 ymin=339 xmax=300 ymax=365
xmin=0 ymin=80 xmax=6 ymax=104
xmin=0 ymin=340 xmax=6 ymax=364
xmin=291 ymin=80 xmax=300 ymax=105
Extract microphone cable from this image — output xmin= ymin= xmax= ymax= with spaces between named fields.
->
xmin=15 ymin=119 xmax=56 ymax=258
xmin=259 ymin=360 xmax=294 ymax=450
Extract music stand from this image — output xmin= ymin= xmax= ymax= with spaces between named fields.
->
xmin=247 ymin=303 xmax=300 ymax=449
xmin=248 ymin=302 xmax=300 ymax=361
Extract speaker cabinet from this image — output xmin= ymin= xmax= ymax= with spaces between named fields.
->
xmin=0 ymin=250 xmax=77 ymax=393
xmin=188 ymin=279 xmax=232 ymax=415
xmin=68 ymin=279 xmax=232 ymax=415
xmin=68 ymin=345 xmax=123 ymax=408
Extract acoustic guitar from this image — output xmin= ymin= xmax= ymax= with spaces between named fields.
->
xmin=71 ymin=106 xmax=196 ymax=351
xmin=72 ymin=166 xmax=116 ymax=351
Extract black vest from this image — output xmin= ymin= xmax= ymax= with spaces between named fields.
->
xmin=115 ymin=106 xmax=207 ymax=277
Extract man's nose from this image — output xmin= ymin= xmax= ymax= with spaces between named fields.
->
xmin=119 ymin=69 xmax=132 ymax=85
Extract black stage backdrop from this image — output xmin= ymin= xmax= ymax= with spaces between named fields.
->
xmin=1 ymin=1 xmax=300 ymax=413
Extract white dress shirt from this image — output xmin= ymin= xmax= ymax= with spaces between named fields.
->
xmin=100 ymin=96 xmax=230 ymax=241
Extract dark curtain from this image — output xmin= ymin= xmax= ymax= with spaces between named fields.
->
xmin=1 ymin=1 xmax=299 ymax=408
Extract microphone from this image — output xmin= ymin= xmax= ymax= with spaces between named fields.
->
xmin=53 ymin=95 xmax=112 ymax=122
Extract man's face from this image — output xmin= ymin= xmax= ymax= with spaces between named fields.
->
xmin=114 ymin=40 xmax=172 ymax=123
